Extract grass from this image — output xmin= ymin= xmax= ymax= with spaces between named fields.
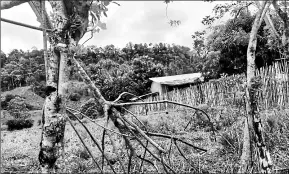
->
xmin=1 ymin=105 xmax=289 ymax=173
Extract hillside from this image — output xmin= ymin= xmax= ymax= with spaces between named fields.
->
xmin=1 ymin=86 xmax=44 ymax=110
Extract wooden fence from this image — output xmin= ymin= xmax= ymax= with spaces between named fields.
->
xmin=130 ymin=61 xmax=289 ymax=115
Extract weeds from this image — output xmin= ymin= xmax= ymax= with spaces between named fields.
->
xmin=75 ymin=148 xmax=91 ymax=160
xmin=6 ymin=119 xmax=34 ymax=131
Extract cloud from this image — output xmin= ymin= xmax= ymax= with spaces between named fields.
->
xmin=1 ymin=3 xmax=43 ymax=53
xmin=1 ymin=1 xmax=218 ymax=54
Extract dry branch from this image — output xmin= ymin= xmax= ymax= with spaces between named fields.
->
xmin=66 ymin=107 xmax=132 ymax=138
xmin=66 ymin=115 xmax=103 ymax=173
xmin=114 ymin=100 xmax=216 ymax=140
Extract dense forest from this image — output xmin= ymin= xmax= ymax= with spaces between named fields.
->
xmin=0 ymin=3 xmax=282 ymax=100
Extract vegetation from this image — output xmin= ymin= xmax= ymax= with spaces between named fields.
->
xmin=6 ymin=119 xmax=34 ymax=131
xmin=1 ymin=0 xmax=288 ymax=173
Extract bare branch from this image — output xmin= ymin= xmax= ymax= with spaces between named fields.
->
xmin=66 ymin=108 xmax=117 ymax=173
xmin=0 ymin=17 xmax=52 ymax=32
xmin=174 ymin=140 xmax=197 ymax=171
xmin=114 ymin=100 xmax=216 ymax=140
xmin=104 ymin=107 xmax=127 ymax=173
xmin=122 ymin=107 xmax=146 ymax=129
xmin=28 ymin=1 xmax=53 ymax=30
xmin=255 ymin=1 xmax=280 ymax=38
xmin=114 ymin=92 xmax=138 ymax=103
xmin=72 ymin=54 xmax=107 ymax=104
xmin=66 ymin=114 xmax=104 ymax=173
xmin=66 ymin=107 xmax=133 ymax=138
xmin=145 ymin=132 xmax=208 ymax=152
xmin=118 ymin=113 xmax=176 ymax=173
xmin=112 ymin=108 xmax=166 ymax=153
xmin=258 ymin=2 xmax=272 ymax=27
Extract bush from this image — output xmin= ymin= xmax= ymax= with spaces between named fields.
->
xmin=69 ymin=93 xmax=81 ymax=101
xmin=75 ymin=148 xmax=90 ymax=160
xmin=6 ymin=119 xmax=34 ymax=131
xmin=1 ymin=94 xmax=16 ymax=109
xmin=80 ymin=98 xmax=103 ymax=119
xmin=7 ymin=96 xmax=31 ymax=119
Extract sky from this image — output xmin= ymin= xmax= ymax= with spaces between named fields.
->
xmin=1 ymin=1 xmax=221 ymax=54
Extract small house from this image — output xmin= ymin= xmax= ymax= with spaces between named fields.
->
xmin=149 ymin=73 xmax=204 ymax=95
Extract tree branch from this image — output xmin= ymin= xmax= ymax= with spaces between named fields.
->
xmin=0 ymin=1 xmax=29 ymax=10
xmin=66 ymin=113 xmax=104 ymax=173
xmin=113 ymin=108 xmax=167 ymax=153
xmin=66 ymin=108 xmax=117 ymax=173
xmin=114 ymin=100 xmax=216 ymax=140
xmin=146 ymin=131 xmax=208 ymax=152
xmin=66 ymin=107 xmax=133 ymax=138
xmin=255 ymin=1 xmax=280 ymax=38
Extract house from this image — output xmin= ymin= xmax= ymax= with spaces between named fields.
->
xmin=149 ymin=73 xmax=204 ymax=95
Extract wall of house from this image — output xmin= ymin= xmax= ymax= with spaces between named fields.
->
xmin=150 ymin=82 xmax=162 ymax=94
xmin=150 ymin=82 xmax=168 ymax=95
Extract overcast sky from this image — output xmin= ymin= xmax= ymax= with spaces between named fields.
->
xmin=1 ymin=1 xmax=220 ymax=54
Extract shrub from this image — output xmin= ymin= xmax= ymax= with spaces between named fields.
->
xmin=75 ymin=148 xmax=90 ymax=160
xmin=6 ymin=119 xmax=34 ymax=131
xmin=5 ymin=94 xmax=16 ymax=103
xmin=80 ymin=98 xmax=103 ymax=119
xmin=1 ymin=94 xmax=16 ymax=109
xmin=7 ymin=96 xmax=31 ymax=118
xmin=69 ymin=93 xmax=81 ymax=101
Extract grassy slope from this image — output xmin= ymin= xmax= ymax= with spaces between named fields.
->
xmin=1 ymin=106 xmax=288 ymax=173
xmin=1 ymin=84 xmax=288 ymax=173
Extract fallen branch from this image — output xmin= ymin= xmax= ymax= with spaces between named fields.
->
xmin=174 ymin=140 xmax=197 ymax=171
xmin=113 ymin=108 xmax=166 ymax=153
xmin=66 ymin=109 xmax=117 ymax=173
xmin=145 ymin=132 xmax=207 ymax=152
xmin=66 ymin=115 xmax=103 ymax=173
xmin=114 ymin=100 xmax=216 ymax=141
xmin=114 ymin=92 xmax=138 ymax=103
xmin=66 ymin=107 xmax=133 ymax=138
xmin=118 ymin=114 xmax=176 ymax=174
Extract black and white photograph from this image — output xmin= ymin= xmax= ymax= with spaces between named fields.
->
xmin=1 ymin=0 xmax=288 ymax=173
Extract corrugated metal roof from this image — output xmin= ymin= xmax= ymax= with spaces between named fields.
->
xmin=149 ymin=73 xmax=204 ymax=86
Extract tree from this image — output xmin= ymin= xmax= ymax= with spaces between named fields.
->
xmin=193 ymin=2 xmax=282 ymax=79
xmin=198 ymin=0 xmax=288 ymax=172
xmin=239 ymin=1 xmax=272 ymax=173
xmin=2 ymin=0 xmax=111 ymax=172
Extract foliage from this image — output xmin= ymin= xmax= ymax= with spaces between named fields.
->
xmin=190 ymin=2 xmax=282 ymax=79
xmin=69 ymin=93 xmax=81 ymax=101
xmin=1 ymin=94 xmax=16 ymax=110
xmin=1 ymin=49 xmax=45 ymax=92
xmin=7 ymin=96 xmax=31 ymax=119
xmin=80 ymin=98 xmax=103 ymax=119
xmin=6 ymin=119 xmax=34 ymax=131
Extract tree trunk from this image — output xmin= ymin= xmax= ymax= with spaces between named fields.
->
xmin=239 ymin=1 xmax=272 ymax=173
xmin=38 ymin=1 xmax=92 ymax=172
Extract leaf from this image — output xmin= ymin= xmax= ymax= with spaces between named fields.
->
xmin=112 ymin=2 xmax=120 ymax=6
xmin=103 ymin=11 xmax=107 ymax=17
xmin=92 ymin=28 xmax=100 ymax=33
xmin=97 ymin=21 xmax=107 ymax=30
xmin=103 ymin=0 xmax=110 ymax=6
